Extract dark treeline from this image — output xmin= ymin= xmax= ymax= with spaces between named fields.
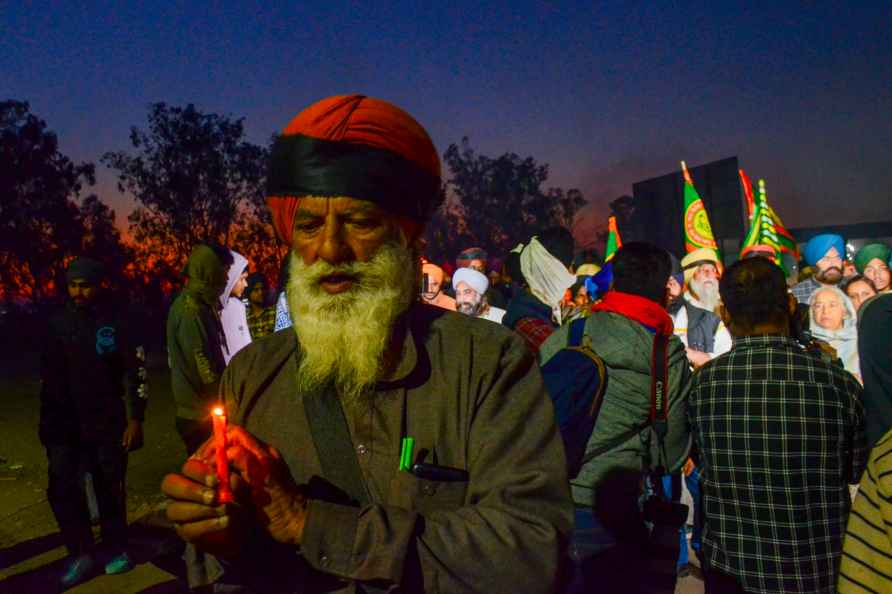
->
xmin=1 ymin=100 xmax=588 ymax=310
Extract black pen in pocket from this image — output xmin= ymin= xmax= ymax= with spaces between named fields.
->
xmin=411 ymin=462 xmax=469 ymax=482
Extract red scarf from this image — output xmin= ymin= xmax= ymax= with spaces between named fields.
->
xmin=591 ymin=290 xmax=674 ymax=336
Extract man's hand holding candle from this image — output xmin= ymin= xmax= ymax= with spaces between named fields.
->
xmin=161 ymin=424 xmax=309 ymax=555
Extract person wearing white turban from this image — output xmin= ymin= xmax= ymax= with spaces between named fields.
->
xmin=453 ymin=267 xmax=506 ymax=323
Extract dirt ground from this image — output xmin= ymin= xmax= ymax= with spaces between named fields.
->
xmin=0 ymin=323 xmax=704 ymax=593
xmin=0 ymin=336 xmax=191 ymax=593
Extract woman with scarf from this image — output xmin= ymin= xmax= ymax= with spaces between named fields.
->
xmin=809 ymin=286 xmax=861 ymax=382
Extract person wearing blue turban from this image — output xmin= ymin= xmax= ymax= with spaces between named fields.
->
xmin=791 ymin=233 xmax=846 ymax=304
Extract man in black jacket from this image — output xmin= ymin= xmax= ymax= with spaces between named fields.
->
xmin=40 ymin=257 xmax=147 ymax=588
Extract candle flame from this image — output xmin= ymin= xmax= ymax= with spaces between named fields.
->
xmin=212 ymin=406 xmax=224 ymax=416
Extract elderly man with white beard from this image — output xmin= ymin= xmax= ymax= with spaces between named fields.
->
xmin=161 ymin=95 xmax=573 ymax=594
xmin=678 ymin=248 xmax=730 ymax=368
xmin=681 ymin=248 xmax=722 ymax=313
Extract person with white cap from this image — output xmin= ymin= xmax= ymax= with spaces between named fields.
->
xmin=453 ymin=266 xmax=506 ymax=323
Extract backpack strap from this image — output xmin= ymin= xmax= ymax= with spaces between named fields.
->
xmin=303 ymin=386 xmax=371 ymax=507
xmin=567 ymin=317 xmax=587 ymax=347
xmin=648 ymin=332 xmax=671 ymax=471
xmin=576 ymin=333 xmax=673 ymax=476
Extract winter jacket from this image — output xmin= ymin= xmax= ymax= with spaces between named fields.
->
xmin=858 ymin=294 xmax=892 ymax=446
xmin=540 ymin=310 xmax=692 ymax=508
xmin=39 ymin=299 xmax=146 ymax=444
xmin=166 ymin=245 xmax=228 ymax=420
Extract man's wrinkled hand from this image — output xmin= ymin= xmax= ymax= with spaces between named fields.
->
xmin=161 ymin=445 xmax=248 ymax=558
xmin=226 ymin=426 xmax=309 ymax=546
xmin=122 ymin=419 xmax=143 ymax=451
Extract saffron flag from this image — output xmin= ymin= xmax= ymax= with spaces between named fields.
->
xmin=740 ymin=179 xmax=801 ymax=271
xmin=604 ymin=215 xmax=622 ymax=262
xmin=681 ymin=161 xmax=720 ymax=258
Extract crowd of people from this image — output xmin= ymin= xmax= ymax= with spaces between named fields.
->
xmin=37 ymin=94 xmax=892 ymax=593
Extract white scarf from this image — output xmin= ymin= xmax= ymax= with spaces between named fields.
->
xmin=520 ymin=237 xmax=576 ymax=325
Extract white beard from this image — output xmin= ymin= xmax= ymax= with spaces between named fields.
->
xmin=286 ymin=241 xmax=417 ymax=404
xmin=689 ymin=277 xmax=721 ymax=312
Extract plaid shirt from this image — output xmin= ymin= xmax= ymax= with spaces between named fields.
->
xmin=791 ymin=276 xmax=821 ymax=304
xmin=513 ymin=317 xmax=555 ymax=354
xmin=246 ymin=305 xmax=276 ymax=340
xmin=689 ymin=335 xmax=866 ymax=593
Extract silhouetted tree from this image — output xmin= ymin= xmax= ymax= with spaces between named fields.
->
xmin=102 ymin=103 xmax=273 ymax=289
xmin=431 ymin=137 xmax=586 ymax=263
xmin=0 ymin=100 xmax=97 ymax=304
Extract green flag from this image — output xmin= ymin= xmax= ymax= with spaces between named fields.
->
xmin=741 ymin=178 xmax=800 ymax=272
xmin=681 ymin=161 xmax=719 ymax=258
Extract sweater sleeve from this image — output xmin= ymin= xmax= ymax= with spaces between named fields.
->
xmin=298 ymin=334 xmax=574 ymax=593
xmin=838 ymin=432 xmax=892 ymax=593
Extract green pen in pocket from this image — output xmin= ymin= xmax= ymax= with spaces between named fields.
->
xmin=399 ymin=436 xmax=415 ymax=472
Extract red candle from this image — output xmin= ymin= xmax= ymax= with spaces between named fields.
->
xmin=211 ymin=406 xmax=233 ymax=504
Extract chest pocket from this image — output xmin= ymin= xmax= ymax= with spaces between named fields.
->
xmin=388 ymin=468 xmax=468 ymax=513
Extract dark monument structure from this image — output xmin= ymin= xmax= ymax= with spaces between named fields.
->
xmin=626 ymin=156 xmax=747 ymax=264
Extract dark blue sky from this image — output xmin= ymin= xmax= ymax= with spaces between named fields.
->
xmin=6 ymin=1 xmax=891 ymax=236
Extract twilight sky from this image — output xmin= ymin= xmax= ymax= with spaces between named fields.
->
xmin=5 ymin=1 xmax=891 ymax=238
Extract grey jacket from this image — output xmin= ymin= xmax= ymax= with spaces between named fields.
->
xmin=540 ymin=311 xmax=692 ymax=508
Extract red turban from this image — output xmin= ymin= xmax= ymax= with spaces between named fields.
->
xmin=266 ymin=94 xmax=441 ymax=245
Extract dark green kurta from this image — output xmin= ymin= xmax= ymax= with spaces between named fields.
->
xmin=221 ymin=302 xmax=573 ymax=593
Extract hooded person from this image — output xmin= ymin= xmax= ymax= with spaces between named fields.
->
xmin=161 ymin=94 xmax=572 ymax=594
xmin=809 ymin=285 xmax=861 ymax=381
xmin=166 ymin=244 xmax=232 ymax=451
xmin=165 ymin=244 xmax=235 ymax=591
xmin=792 ymin=233 xmax=846 ymax=304
xmin=452 ymin=266 xmax=506 ymax=323
xmin=420 ymin=262 xmax=456 ymax=311
xmin=681 ymin=247 xmax=722 ymax=313
xmin=220 ymin=250 xmax=251 ymax=364
xmin=854 ymin=243 xmax=891 ymax=293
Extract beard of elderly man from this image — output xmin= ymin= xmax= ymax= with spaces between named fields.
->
xmin=286 ymin=222 xmax=417 ymax=405
xmin=689 ymin=263 xmax=721 ymax=312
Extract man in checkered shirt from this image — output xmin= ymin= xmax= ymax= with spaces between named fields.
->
xmin=688 ymin=257 xmax=866 ymax=594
